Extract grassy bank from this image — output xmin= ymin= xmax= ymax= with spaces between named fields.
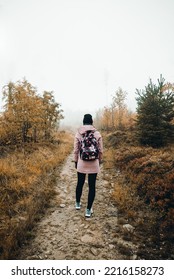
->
xmin=0 ymin=131 xmax=73 ymax=259
xmin=103 ymin=130 xmax=174 ymax=259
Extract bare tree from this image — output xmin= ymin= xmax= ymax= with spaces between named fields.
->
xmin=112 ymin=87 xmax=127 ymax=129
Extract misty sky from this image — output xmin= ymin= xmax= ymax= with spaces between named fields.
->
xmin=0 ymin=0 xmax=174 ymax=124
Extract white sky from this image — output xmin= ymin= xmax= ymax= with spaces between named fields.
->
xmin=0 ymin=0 xmax=174 ymax=124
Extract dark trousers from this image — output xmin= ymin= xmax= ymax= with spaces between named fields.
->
xmin=76 ymin=172 xmax=97 ymax=210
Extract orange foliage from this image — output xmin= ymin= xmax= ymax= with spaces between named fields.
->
xmin=0 ymin=131 xmax=73 ymax=259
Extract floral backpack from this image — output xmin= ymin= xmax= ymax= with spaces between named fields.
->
xmin=80 ymin=130 xmax=99 ymax=161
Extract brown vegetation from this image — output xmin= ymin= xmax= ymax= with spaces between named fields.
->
xmin=103 ymin=130 xmax=174 ymax=259
xmin=0 ymin=78 xmax=73 ymax=259
xmin=0 ymin=79 xmax=63 ymax=145
xmin=0 ymin=131 xmax=73 ymax=260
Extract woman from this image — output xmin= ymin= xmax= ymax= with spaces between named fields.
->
xmin=74 ymin=114 xmax=103 ymax=218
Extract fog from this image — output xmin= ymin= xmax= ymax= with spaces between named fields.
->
xmin=1 ymin=0 xmax=174 ymax=127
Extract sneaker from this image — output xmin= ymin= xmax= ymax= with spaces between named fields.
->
xmin=85 ymin=208 xmax=93 ymax=218
xmin=75 ymin=202 xmax=81 ymax=210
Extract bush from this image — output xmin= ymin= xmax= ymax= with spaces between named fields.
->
xmin=112 ymin=144 xmax=174 ymax=257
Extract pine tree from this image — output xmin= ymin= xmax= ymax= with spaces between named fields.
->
xmin=136 ymin=75 xmax=174 ymax=147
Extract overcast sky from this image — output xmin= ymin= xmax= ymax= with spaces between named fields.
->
xmin=0 ymin=0 xmax=174 ymax=124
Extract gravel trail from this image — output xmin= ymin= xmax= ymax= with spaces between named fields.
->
xmin=18 ymin=152 xmax=137 ymax=260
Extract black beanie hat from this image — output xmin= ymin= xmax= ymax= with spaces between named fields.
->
xmin=83 ymin=114 xmax=93 ymax=125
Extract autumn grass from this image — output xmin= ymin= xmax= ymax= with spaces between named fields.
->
xmin=0 ymin=131 xmax=73 ymax=259
xmin=103 ymin=130 xmax=174 ymax=259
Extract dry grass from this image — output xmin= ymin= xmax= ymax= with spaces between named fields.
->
xmin=0 ymin=131 xmax=73 ymax=259
xmin=104 ymin=130 xmax=174 ymax=259
xmin=103 ymin=148 xmax=115 ymax=169
xmin=112 ymin=181 xmax=138 ymax=215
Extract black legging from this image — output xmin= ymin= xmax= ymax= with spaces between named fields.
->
xmin=76 ymin=172 xmax=97 ymax=210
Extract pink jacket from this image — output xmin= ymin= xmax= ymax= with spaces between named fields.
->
xmin=74 ymin=125 xmax=103 ymax=174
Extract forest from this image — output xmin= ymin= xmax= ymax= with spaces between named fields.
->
xmin=0 ymin=76 xmax=174 ymax=259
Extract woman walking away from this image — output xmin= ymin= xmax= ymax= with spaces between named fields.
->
xmin=74 ymin=114 xmax=103 ymax=218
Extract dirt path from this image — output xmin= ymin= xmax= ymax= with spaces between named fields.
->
xmin=18 ymin=152 xmax=138 ymax=260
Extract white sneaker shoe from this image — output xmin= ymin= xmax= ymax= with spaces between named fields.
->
xmin=85 ymin=208 xmax=93 ymax=217
xmin=75 ymin=202 xmax=81 ymax=210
